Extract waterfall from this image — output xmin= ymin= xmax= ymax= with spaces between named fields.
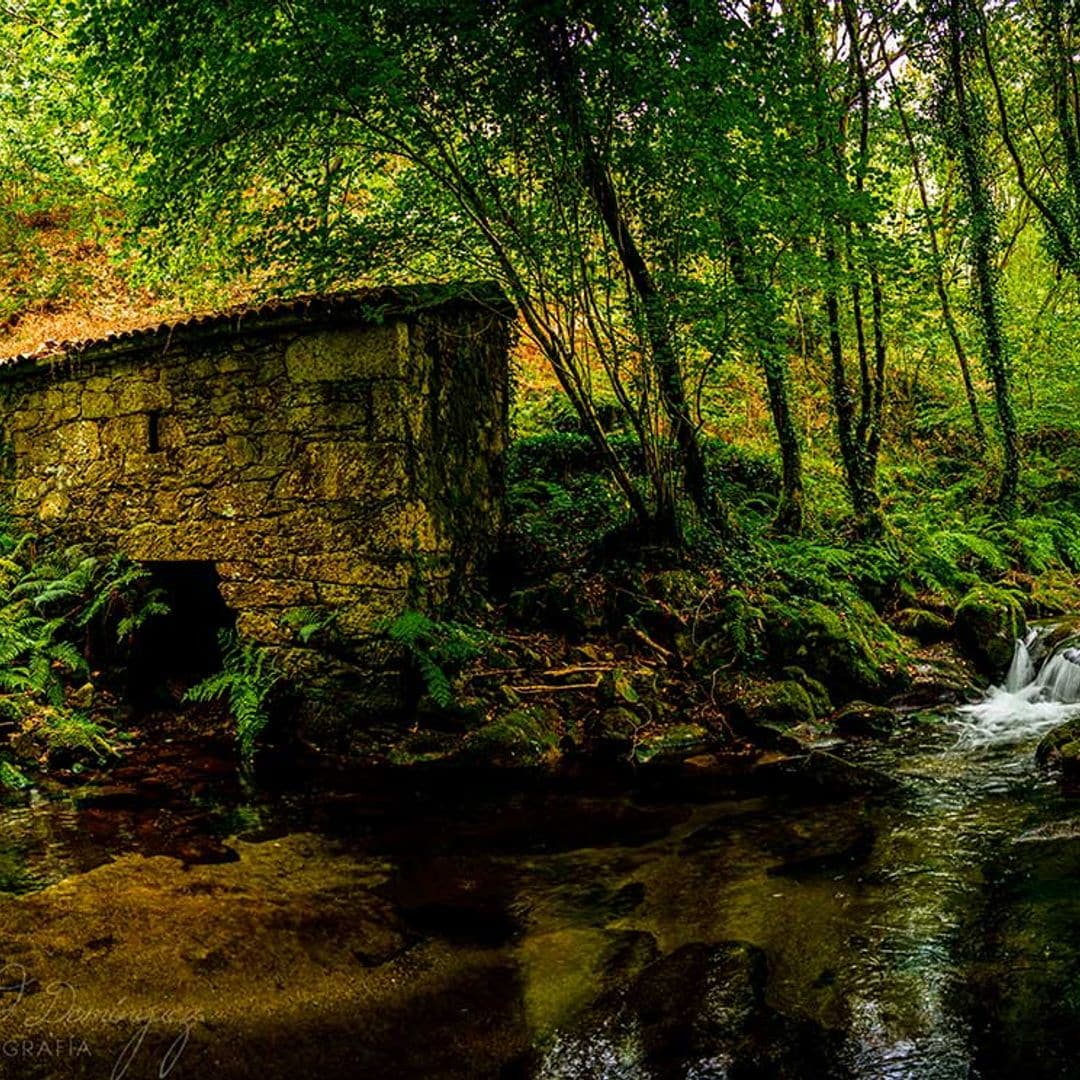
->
xmin=1004 ymin=631 xmax=1037 ymax=693
xmin=954 ymin=624 xmax=1080 ymax=747
xmin=1032 ymin=647 xmax=1080 ymax=704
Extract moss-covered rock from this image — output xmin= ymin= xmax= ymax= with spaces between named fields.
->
xmin=712 ymin=676 xmax=820 ymax=753
xmin=741 ymin=680 xmax=815 ymax=726
xmin=781 ymin=666 xmax=833 ymax=717
xmin=833 ymin=700 xmax=898 ymax=739
xmin=585 ymin=706 xmax=642 ymax=757
xmin=463 ymin=705 xmax=561 ymax=767
xmin=893 ymin=608 xmax=952 ymax=644
xmin=762 ymin=596 xmax=905 ymax=701
xmin=741 ymin=681 xmax=815 ymax=752
xmin=633 ymin=723 xmax=712 ymax=766
xmin=954 ymin=584 xmax=1026 ymax=677
xmin=1036 ymin=717 xmax=1080 ymax=775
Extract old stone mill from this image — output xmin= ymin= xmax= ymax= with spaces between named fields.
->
xmin=0 ymin=284 xmax=511 ymax=722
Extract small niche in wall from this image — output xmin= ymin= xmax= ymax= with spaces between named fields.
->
xmin=147 ymin=410 xmax=162 ymax=453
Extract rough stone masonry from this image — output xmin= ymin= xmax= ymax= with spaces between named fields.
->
xmin=0 ymin=284 xmax=511 ymax=721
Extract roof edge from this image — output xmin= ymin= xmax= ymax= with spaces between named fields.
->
xmin=0 ymin=282 xmax=512 ymax=379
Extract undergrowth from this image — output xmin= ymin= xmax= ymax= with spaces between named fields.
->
xmin=385 ymin=610 xmax=506 ymax=710
xmin=0 ymin=532 xmax=168 ymax=785
xmin=185 ymin=631 xmax=284 ymax=765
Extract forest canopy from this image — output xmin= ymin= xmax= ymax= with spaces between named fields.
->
xmin=6 ymin=0 xmax=1080 ymax=557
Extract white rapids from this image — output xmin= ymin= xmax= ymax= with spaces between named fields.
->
xmin=953 ymin=626 xmax=1080 ymax=748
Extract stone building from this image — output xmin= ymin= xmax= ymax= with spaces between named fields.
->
xmin=0 ymin=284 xmax=511 ymax=716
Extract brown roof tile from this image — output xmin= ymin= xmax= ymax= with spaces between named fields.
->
xmin=0 ymin=283 xmax=510 ymax=374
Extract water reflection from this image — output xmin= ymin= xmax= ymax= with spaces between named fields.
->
xmin=0 ymin=715 xmax=1079 ymax=1077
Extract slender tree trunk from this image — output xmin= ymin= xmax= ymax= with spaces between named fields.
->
xmin=890 ymin=65 xmax=987 ymax=445
xmin=543 ymin=17 xmax=718 ymax=540
xmin=946 ymin=0 xmax=1020 ymax=513
xmin=728 ymin=234 xmax=804 ymax=533
xmin=865 ymin=264 xmax=887 ymax=486
xmin=825 ymin=240 xmax=877 ymax=522
xmin=979 ymin=6 xmax=1076 ymax=270
xmin=802 ymin=0 xmax=881 ymax=531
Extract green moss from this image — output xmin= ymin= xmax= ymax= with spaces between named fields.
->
xmin=633 ymin=723 xmax=711 ymax=765
xmin=742 ymin=680 xmax=815 ymax=727
xmin=730 ymin=678 xmax=819 ymax=751
xmin=464 ymin=705 xmax=561 ymax=767
xmin=893 ymin=608 xmax=952 ymax=643
xmin=1036 ymin=717 xmax=1080 ymax=771
xmin=762 ymin=595 xmax=906 ymax=700
xmin=781 ymin=666 xmax=833 ymax=717
xmin=954 ymin=584 xmax=1026 ymax=676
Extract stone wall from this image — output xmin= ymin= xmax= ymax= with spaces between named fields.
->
xmin=0 ymin=287 xmax=511 ymax=715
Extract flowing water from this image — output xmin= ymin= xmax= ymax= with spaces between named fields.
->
xmin=4 ymin=648 xmax=1080 ymax=1078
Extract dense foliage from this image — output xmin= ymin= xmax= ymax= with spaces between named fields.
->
xmin=42 ymin=0 xmax=1079 ymax=540
xmin=4 ymin=2 xmax=1080 ymax=760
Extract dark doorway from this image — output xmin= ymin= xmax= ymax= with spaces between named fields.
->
xmin=128 ymin=561 xmax=236 ymax=705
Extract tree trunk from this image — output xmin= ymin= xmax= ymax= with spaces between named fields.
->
xmin=543 ymin=16 xmax=719 ymax=540
xmin=946 ymin=0 xmax=1020 ymax=513
xmin=728 ymin=234 xmax=804 ymax=533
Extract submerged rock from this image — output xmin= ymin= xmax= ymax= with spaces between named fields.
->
xmin=0 ymin=834 xmax=414 ymax=1076
xmin=954 ymin=584 xmax=1027 ymax=677
xmin=766 ymin=817 xmax=877 ymax=878
xmin=762 ymin=748 xmax=899 ymax=796
xmin=534 ymin=940 xmax=836 ymax=1077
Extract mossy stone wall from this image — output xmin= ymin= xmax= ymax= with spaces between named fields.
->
xmin=0 ymin=292 xmax=510 ymax=714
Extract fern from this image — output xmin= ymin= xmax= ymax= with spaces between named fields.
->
xmin=185 ymin=632 xmax=284 ymax=763
xmin=36 ymin=708 xmax=117 ymax=759
xmin=282 ymin=606 xmax=338 ymax=646
xmin=384 ymin=610 xmax=498 ymax=710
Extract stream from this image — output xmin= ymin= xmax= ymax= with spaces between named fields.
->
xmin=3 ymin=640 xmax=1080 ymax=1077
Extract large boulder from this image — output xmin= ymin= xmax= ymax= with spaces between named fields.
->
xmin=954 ymin=584 xmax=1026 ymax=677
xmin=762 ymin=595 xmax=906 ymax=701
xmin=729 ymin=678 xmax=819 ymax=752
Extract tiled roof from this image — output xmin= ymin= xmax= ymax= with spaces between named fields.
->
xmin=0 ymin=283 xmax=510 ymax=375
